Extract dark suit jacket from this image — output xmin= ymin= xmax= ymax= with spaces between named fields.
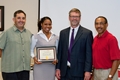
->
xmin=56 ymin=26 xmax=93 ymax=77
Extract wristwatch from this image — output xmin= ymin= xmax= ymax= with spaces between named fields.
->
xmin=108 ymin=75 xmax=113 ymax=78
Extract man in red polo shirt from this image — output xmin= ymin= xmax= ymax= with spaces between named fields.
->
xmin=92 ymin=16 xmax=120 ymax=80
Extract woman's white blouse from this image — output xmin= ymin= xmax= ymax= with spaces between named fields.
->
xmin=30 ymin=30 xmax=58 ymax=58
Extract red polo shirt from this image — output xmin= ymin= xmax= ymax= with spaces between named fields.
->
xmin=92 ymin=30 xmax=120 ymax=69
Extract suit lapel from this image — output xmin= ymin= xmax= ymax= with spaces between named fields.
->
xmin=65 ymin=27 xmax=70 ymax=49
xmin=72 ymin=26 xmax=83 ymax=48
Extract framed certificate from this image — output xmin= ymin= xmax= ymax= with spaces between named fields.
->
xmin=36 ymin=46 xmax=56 ymax=61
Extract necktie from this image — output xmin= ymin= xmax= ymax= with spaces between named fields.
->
xmin=68 ymin=29 xmax=74 ymax=61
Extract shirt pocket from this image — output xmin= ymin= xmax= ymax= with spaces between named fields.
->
xmin=7 ymin=33 xmax=21 ymax=44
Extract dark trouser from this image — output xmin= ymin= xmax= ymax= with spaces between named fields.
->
xmin=61 ymin=66 xmax=84 ymax=80
xmin=2 ymin=70 xmax=29 ymax=80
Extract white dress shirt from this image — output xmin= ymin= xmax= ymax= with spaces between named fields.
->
xmin=31 ymin=30 xmax=58 ymax=58
xmin=67 ymin=25 xmax=80 ymax=66
xmin=69 ymin=25 xmax=79 ymax=47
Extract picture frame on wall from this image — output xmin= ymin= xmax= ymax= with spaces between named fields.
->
xmin=0 ymin=6 xmax=4 ymax=31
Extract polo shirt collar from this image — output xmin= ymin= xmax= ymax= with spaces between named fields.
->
xmin=97 ymin=30 xmax=108 ymax=38
xmin=13 ymin=25 xmax=26 ymax=32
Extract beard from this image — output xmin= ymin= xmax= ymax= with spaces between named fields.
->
xmin=71 ymin=21 xmax=79 ymax=27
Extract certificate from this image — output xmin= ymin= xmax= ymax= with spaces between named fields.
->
xmin=36 ymin=46 xmax=56 ymax=61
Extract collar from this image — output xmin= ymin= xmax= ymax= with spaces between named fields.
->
xmin=97 ymin=30 xmax=108 ymax=38
xmin=13 ymin=25 xmax=26 ymax=32
xmin=37 ymin=30 xmax=55 ymax=36
xmin=70 ymin=25 xmax=80 ymax=32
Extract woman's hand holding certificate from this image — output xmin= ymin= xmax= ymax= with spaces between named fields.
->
xmin=52 ymin=60 xmax=58 ymax=65
xmin=33 ymin=57 xmax=42 ymax=64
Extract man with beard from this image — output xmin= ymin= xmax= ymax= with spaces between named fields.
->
xmin=0 ymin=10 xmax=32 ymax=80
xmin=56 ymin=8 xmax=93 ymax=80
xmin=92 ymin=16 xmax=120 ymax=80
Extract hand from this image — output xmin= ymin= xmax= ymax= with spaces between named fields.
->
xmin=33 ymin=57 xmax=42 ymax=64
xmin=84 ymin=72 xmax=91 ymax=80
xmin=55 ymin=69 xmax=61 ymax=79
xmin=107 ymin=77 xmax=112 ymax=80
xmin=52 ymin=60 xmax=58 ymax=65
xmin=90 ymin=75 xmax=94 ymax=80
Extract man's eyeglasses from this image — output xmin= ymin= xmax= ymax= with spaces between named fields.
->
xmin=95 ymin=22 xmax=106 ymax=25
xmin=69 ymin=16 xmax=80 ymax=18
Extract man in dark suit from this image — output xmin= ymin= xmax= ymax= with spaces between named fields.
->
xmin=56 ymin=8 xmax=93 ymax=80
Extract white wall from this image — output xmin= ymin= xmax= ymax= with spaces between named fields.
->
xmin=0 ymin=0 xmax=38 ymax=34
xmin=40 ymin=0 xmax=120 ymax=46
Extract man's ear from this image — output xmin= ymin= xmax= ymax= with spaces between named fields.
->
xmin=13 ymin=18 xmax=15 ymax=22
xmin=106 ymin=23 xmax=108 ymax=28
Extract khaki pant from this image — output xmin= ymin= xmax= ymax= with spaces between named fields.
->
xmin=94 ymin=68 xmax=118 ymax=80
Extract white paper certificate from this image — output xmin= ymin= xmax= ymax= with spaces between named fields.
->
xmin=36 ymin=46 xmax=56 ymax=61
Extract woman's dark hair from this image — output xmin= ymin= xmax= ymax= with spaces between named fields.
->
xmin=38 ymin=16 xmax=52 ymax=30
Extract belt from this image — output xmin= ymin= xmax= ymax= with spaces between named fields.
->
xmin=94 ymin=68 xmax=110 ymax=70
xmin=67 ymin=66 xmax=70 ymax=69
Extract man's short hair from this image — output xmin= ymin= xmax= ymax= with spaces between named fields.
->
xmin=69 ymin=8 xmax=81 ymax=16
xmin=14 ymin=10 xmax=26 ymax=17
xmin=95 ymin=16 xmax=108 ymax=24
